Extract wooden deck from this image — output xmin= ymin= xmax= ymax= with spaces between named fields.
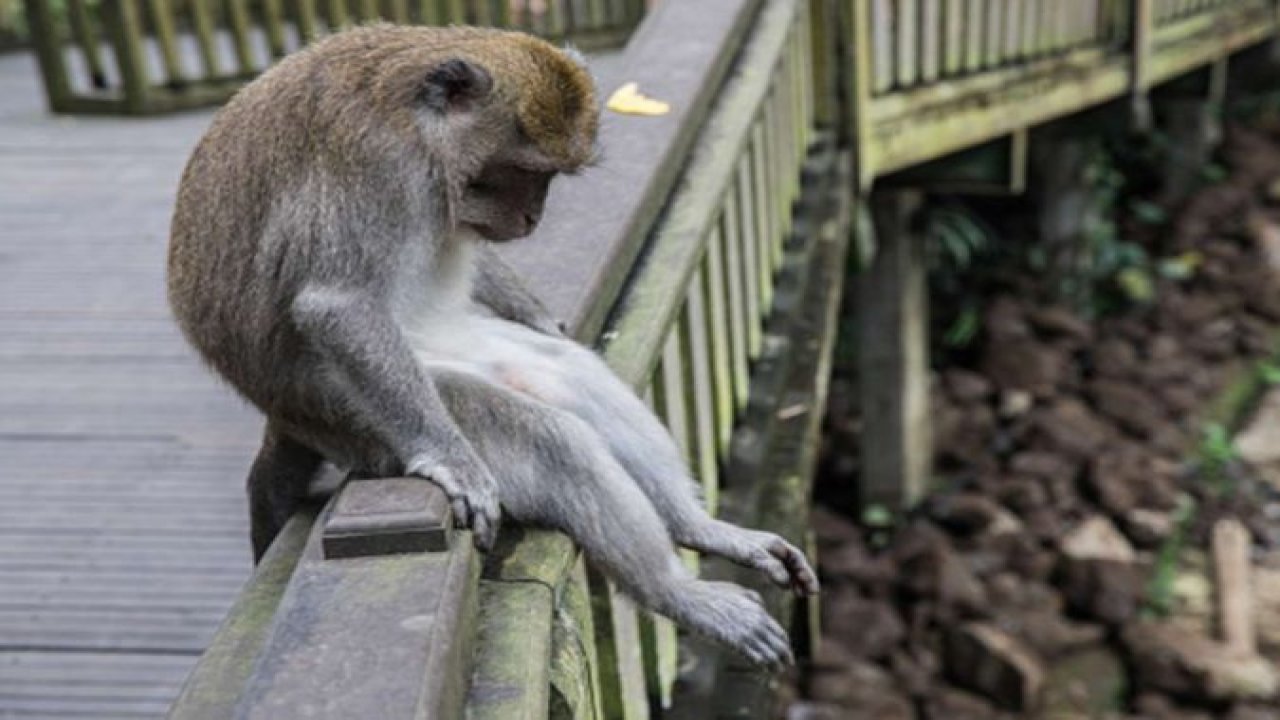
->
xmin=0 ymin=49 xmax=259 ymax=718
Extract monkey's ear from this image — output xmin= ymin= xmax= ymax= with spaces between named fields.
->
xmin=422 ymin=59 xmax=493 ymax=113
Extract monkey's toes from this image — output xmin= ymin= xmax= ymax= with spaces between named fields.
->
xmin=750 ymin=535 xmax=819 ymax=597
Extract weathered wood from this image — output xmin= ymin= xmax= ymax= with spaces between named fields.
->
xmin=1212 ymin=518 xmax=1255 ymax=656
xmin=320 ymin=477 xmax=453 ymax=559
xmin=857 ymin=190 xmax=930 ymax=510
xmin=234 ymin=489 xmax=480 ymax=720
xmin=168 ymin=512 xmax=316 ymax=720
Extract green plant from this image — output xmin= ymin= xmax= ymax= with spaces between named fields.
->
xmin=1143 ymin=494 xmax=1197 ymax=618
xmin=1198 ymin=421 xmax=1238 ymax=495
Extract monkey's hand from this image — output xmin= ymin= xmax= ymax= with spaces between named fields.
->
xmin=473 ymin=247 xmax=568 ymax=338
xmin=406 ymin=456 xmax=501 ymax=551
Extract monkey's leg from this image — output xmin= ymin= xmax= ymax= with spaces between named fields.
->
xmin=503 ymin=335 xmax=819 ymax=596
xmin=432 ymin=370 xmax=795 ymax=670
xmin=246 ymin=426 xmax=325 ymax=562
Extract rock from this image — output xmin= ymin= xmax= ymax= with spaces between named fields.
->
xmin=996 ymin=608 xmax=1106 ymax=658
xmin=811 ymin=506 xmax=863 ymax=546
xmin=997 ymin=389 xmax=1035 ymax=418
xmin=1132 ymin=692 xmax=1213 ymax=720
xmin=1085 ymin=451 xmax=1143 ymax=517
xmin=925 ymin=493 xmax=1012 ymax=537
xmin=1091 ymin=338 xmax=1139 ymax=380
xmin=945 ymin=622 xmax=1046 ymax=711
xmin=821 ymin=589 xmax=905 ymax=660
xmin=1235 ymin=389 xmax=1280 ymax=492
xmin=1027 ymin=399 xmax=1114 ymax=461
xmin=1252 ymin=561 xmax=1280 ymax=657
xmin=1008 ymin=451 xmax=1079 ymax=482
xmin=982 ymin=339 xmax=1067 ymax=398
xmin=894 ymin=524 xmax=989 ymax=616
xmin=985 ymin=296 xmax=1032 ymax=340
xmin=1060 ymin=515 xmax=1137 ymax=563
xmin=785 ymin=702 xmax=846 ymax=720
xmin=993 ymin=476 xmax=1051 ymax=514
xmin=921 ymin=688 xmax=1006 ymax=720
xmin=935 ymin=399 xmax=997 ymax=468
xmin=943 ymin=368 xmax=994 ymax=403
xmin=1247 ymin=211 xmax=1280 ymax=278
xmin=1041 ymin=647 xmax=1127 ymax=718
xmin=807 ymin=659 xmax=916 ymax=719
xmin=888 ymin=646 xmax=939 ymax=698
xmin=1088 ymin=379 xmax=1165 ymax=439
xmin=1122 ymin=622 xmax=1280 ymax=703
xmin=1057 ymin=557 xmax=1142 ymax=625
xmin=1028 ymin=306 xmax=1094 ymax=344
xmin=1124 ymin=508 xmax=1176 ymax=549
xmin=820 ymin=536 xmax=894 ymax=590
xmin=1227 ymin=705 xmax=1277 ymax=720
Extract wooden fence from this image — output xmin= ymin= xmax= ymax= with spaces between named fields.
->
xmin=21 ymin=0 xmax=642 ymax=113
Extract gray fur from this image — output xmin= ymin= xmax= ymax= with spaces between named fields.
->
xmin=166 ymin=25 xmax=816 ymax=670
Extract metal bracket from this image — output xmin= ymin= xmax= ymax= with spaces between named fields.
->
xmin=321 ymin=476 xmax=453 ymax=559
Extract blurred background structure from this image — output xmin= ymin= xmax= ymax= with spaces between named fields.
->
xmin=4 ymin=1 xmax=1280 ymax=718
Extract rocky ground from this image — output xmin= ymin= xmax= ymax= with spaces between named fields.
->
xmin=788 ymin=124 xmax=1280 ymax=719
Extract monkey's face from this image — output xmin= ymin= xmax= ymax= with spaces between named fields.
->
xmin=457 ymin=160 xmax=557 ymax=242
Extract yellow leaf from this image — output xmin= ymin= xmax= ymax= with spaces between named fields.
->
xmin=606 ymin=82 xmax=671 ymax=116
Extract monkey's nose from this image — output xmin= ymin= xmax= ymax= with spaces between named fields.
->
xmin=523 ymin=213 xmax=539 ymax=230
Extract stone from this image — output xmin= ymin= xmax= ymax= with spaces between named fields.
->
xmin=982 ymin=339 xmax=1067 ymax=398
xmin=925 ymin=492 xmax=1010 ymax=537
xmin=822 ymin=589 xmax=905 ymax=661
xmin=985 ymin=296 xmax=1032 ymax=340
xmin=1122 ymin=622 xmax=1280 ymax=703
xmin=1085 ymin=451 xmax=1143 ymax=517
xmin=807 ymin=659 xmax=915 ymax=719
xmin=1060 ymin=516 xmax=1136 ymax=563
xmin=1124 ymin=508 xmax=1176 ymax=549
xmin=921 ymin=688 xmax=1005 ymax=720
xmin=1088 ymin=379 xmax=1165 ymax=439
xmin=1027 ymin=399 xmax=1114 ymax=461
xmin=1040 ymin=647 xmax=1127 ymax=719
xmin=945 ymin=622 xmax=1046 ymax=711
xmin=943 ymin=368 xmax=994 ymax=403
xmin=1057 ymin=558 xmax=1141 ymax=625
xmin=1090 ymin=338 xmax=1138 ymax=380
xmin=785 ymin=702 xmax=847 ymax=720
xmin=1008 ymin=451 xmax=1079 ymax=482
xmin=1235 ymin=389 xmax=1280 ymax=492
xmin=894 ymin=524 xmax=988 ymax=615
xmin=1028 ymin=306 xmax=1094 ymax=344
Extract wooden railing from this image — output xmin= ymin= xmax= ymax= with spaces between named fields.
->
xmin=148 ymin=0 xmax=1280 ymax=717
xmin=21 ymin=0 xmax=643 ymax=113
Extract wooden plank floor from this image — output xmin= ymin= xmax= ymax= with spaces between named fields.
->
xmin=0 ymin=51 xmax=260 ymax=719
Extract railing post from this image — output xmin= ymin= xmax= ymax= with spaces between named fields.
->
xmin=849 ymin=0 xmax=876 ymax=190
xmin=1130 ymin=0 xmax=1154 ymax=129
xmin=100 ymin=0 xmax=151 ymax=114
xmin=857 ymin=189 xmax=931 ymax=511
xmin=21 ymin=0 xmax=74 ymax=112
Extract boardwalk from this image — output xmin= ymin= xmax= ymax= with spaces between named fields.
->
xmin=0 ymin=51 xmax=258 ymax=718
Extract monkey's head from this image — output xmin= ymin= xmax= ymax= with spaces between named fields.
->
xmin=374 ymin=27 xmax=601 ymax=242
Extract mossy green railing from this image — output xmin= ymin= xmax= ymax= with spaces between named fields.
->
xmin=21 ymin=0 xmax=642 ymax=113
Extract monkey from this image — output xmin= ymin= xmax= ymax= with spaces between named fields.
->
xmin=167 ymin=24 xmax=818 ymax=670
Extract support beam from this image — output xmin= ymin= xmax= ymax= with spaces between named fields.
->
xmin=1153 ymin=62 xmax=1225 ymax=206
xmin=857 ymin=190 xmax=931 ymax=511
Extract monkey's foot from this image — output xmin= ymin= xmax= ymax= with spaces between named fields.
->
xmin=405 ymin=459 xmax=501 ymax=551
xmin=680 ymin=524 xmax=820 ymax=597
xmin=676 ymin=580 xmax=794 ymax=672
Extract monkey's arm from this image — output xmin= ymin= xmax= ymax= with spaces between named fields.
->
xmin=473 ymin=246 xmax=566 ymax=336
xmin=291 ymin=286 xmax=501 ymax=549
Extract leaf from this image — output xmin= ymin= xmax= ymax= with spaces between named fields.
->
xmin=1130 ymin=199 xmax=1168 ymax=226
xmin=1157 ymin=251 xmax=1202 ymax=280
xmin=606 ymin=82 xmax=671 ymax=116
xmin=1117 ymin=267 xmax=1155 ymax=303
